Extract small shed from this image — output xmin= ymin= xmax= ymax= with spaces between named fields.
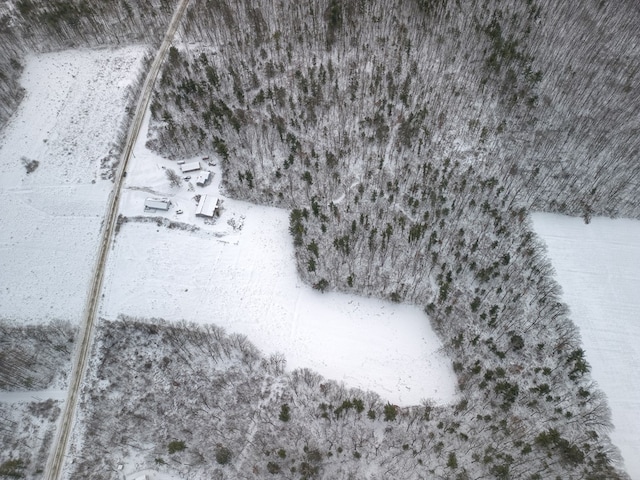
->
xmin=195 ymin=171 xmax=211 ymax=186
xmin=144 ymin=198 xmax=170 ymax=211
xmin=180 ymin=161 xmax=201 ymax=173
xmin=195 ymin=194 xmax=219 ymax=218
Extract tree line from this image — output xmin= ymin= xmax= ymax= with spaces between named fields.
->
xmin=68 ymin=318 xmax=624 ymax=479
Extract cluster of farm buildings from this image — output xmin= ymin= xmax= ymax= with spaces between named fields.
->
xmin=144 ymin=159 xmax=219 ymax=218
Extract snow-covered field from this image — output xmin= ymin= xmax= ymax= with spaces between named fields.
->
xmin=100 ymin=111 xmax=456 ymax=407
xmin=0 ymin=47 xmax=145 ymax=325
xmin=532 ymin=213 xmax=640 ymax=479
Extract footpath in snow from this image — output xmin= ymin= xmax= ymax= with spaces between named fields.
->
xmin=0 ymin=47 xmax=146 ymax=325
xmin=100 ymin=110 xmax=457 ymax=407
xmin=532 ymin=212 xmax=640 ymax=479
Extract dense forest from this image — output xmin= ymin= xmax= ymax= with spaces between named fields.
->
xmin=148 ymin=0 xmax=640 ymax=220
xmin=1 ymin=0 xmax=639 ymax=478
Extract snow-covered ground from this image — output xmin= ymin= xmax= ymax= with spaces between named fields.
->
xmin=0 ymin=47 xmax=146 ymax=325
xmin=100 ymin=110 xmax=457 ymax=407
xmin=532 ymin=213 xmax=640 ymax=479
xmin=0 ymin=389 xmax=67 ymax=404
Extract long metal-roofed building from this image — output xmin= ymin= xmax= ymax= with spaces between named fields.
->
xmin=180 ymin=161 xmax=201 ymax=173
xmin=144 ymin=197 xmax=171 ymax=211
xmin=195 ymin=194 xmax=219 ymax=218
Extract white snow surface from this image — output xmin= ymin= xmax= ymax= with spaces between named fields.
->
xmin=0 ymin=389 xmax=67 ymax=404
xmin=0 ymin=47 xmax=146 ymax=324
xmin=100 ymin=110 xmax=456 ymax=407
xmin=532 ymin=212 xmax=640 ymax=479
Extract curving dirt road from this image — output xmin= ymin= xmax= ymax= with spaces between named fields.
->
xmin=44 ymin=1 xmax=191 ymax=478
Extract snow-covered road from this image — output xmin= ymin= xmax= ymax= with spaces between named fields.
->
xmin=532 ymin=212 xmax=640 ymax=479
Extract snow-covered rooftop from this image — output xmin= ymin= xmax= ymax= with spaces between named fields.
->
xmin=180 ymin=161 xmax=201 ymax=173
xmin=144 ymin=198 xmax=170 ymax=211
xmin=195 ymin=194 xmax=218 ymax=217
xmin=195 ymin=170 xmax=211 ymax=186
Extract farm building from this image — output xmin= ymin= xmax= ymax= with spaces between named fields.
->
xmin=195 ymin=194 xmax=219 ymax=218
xmin=195 ymin=171 xmax=211 ymax=186
xmin=144 ymin=198 xmax=170 ymax=211
xmin=180 ymin=161 xmax=201 ymax=173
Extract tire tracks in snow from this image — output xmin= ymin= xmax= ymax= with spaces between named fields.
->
xmin=43 ymin=1 xmax=191 ymax=478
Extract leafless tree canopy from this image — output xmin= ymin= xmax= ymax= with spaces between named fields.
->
xmin=1 ymin=0 xmax=637 ymax=478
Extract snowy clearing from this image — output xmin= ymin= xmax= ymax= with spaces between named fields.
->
xmin=0 ymin=47 xmax=146 ymax=325
xmin=532 ymin=212 xmax=640 ymax=479
xmin=0 ymin=389 xmax=67 ymax=404
xmin=100 ymin=111 xmax=456 ymax=407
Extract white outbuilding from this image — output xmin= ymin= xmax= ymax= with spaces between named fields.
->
xmin=195 ymin=194 xmax=219 ymax=218
xmin=144 ymin=198 xmax=171 ymax=211
xmin=180 ymin=161 xmax=201 ymax=173
xmin=195 ymin=171 xmax=211 ymax=186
